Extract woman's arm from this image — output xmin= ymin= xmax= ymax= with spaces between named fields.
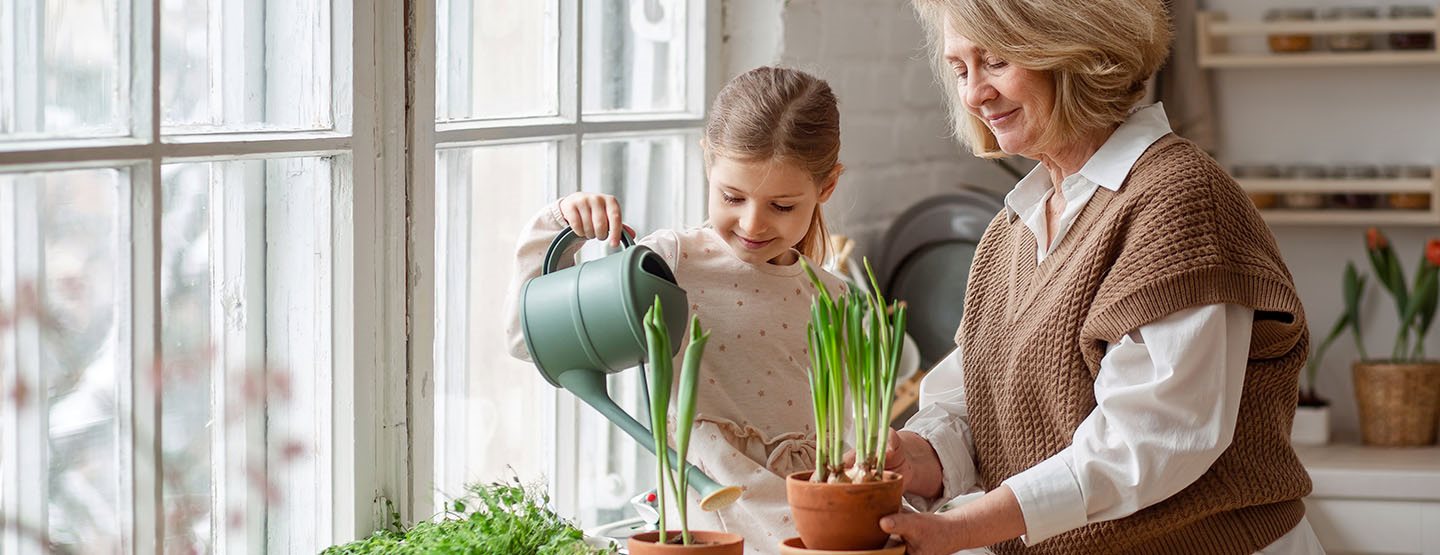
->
xmin=883 ymin=303 xmax=1253 ymax=554
xmin=895 ymin=346 xmax=982 ymax=510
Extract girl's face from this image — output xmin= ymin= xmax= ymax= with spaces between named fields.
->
xmin=943 ymin=22 xmax=1055 ymax=158
xmin=706 ymin=156 xmax=838 ymax=266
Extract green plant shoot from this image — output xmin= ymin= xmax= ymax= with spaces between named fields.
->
xmin=643 ymin=296 xmax=709 ymax=545
xmin=801 ymin=258 xmax=907 ymax=483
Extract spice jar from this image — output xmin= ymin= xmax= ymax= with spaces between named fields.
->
xmin=1322 ymin=6 xmax=1379 ymax=51
xmin=1390 ymin=6 xmax=1435 ymax=50
xmin=1233 ymin=164 xmax=1280 ymax=210
xmin=1329 ymin=164 xmax=1381 ymax=209
xmin=1388 ymin=165 xmax=1433 ymax=210
xmin=1281 ymin=165 xmax=1328 ymax=209
xmin=1266 ymin=8 xmax=1316 ymax=53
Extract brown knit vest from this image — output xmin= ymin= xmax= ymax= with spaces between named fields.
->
xmin=959 ymin=135 xmax=1312 ymax=554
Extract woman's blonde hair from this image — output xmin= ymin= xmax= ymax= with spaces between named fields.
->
xmin=703 ymin=66 xmax=840 ymax=264
xmin=913 ymin=0 xmax=1172 ymax=158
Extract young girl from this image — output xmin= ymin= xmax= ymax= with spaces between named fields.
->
xmin=504 ymin=66 xmax=849 ymax=552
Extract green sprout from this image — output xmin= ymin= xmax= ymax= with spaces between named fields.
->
xmin=642 ymin=297 xmax=710 ymax=545
xmin=802 ymin=258 xmax=907 ymax=483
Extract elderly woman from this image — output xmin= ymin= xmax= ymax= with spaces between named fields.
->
xmin=875 ymin=1 xmax=1325 ymax=554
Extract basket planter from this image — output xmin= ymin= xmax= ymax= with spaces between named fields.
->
xmin=1353 ymin=361 xmax=1440 ymax=446
xmin=1291 ymin=405 xmax=1331 ymax=445
xmin=785 ymin=471 xmax=904 ymax=551
xmin=628 ymin=531 xmax=744 ymax=554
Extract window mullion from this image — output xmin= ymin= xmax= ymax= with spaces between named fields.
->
xmin=208 ymin=161 xmax=266 ymax=554
xmin=1 ymin=177 xmax=49 ymax=555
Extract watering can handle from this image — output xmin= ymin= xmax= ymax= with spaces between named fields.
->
xmin=542 ymin=226 xmax=637 ymax=275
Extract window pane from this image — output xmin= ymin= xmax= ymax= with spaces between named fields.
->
xmin=573 ymin=133 xmax=696 ymax=526
xmin=583 ymin=0 xmax=688 ymax=116
xmin=161 ymin=0 xmax=333 ymax=133
xmin=434 ymin=143 xmax=555 ymax=505
xmin=0 ymin=0 xmax=128 ymax=142
xmin=158 ymin=157 xmax=335 ymax=553
xmin=0 ymin=168 xmax=126 ymax=552
xmin=436 ymin=0 xmax=559 ymax=121
xmin=158 ymin=163 xmax=212 ymax=553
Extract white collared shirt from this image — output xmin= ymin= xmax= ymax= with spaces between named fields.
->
xmin=903 ymin=104 xmax=1322 ymax=553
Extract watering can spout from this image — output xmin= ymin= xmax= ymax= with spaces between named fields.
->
xmin=557 ymin=368 xmax=742 ymax=511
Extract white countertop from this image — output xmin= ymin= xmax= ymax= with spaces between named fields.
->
xmin=1294 ymin=443 xmax=1440 ymax=502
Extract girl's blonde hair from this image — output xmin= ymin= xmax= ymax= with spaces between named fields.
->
xmin=913 ymin=0 xmax=1172 ymax=158
xmin=703 ymin=66 xmax=840 ymax=264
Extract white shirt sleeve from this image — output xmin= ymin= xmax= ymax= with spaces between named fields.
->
xmin=900 ymin=345 xmax=982 ymax=512
xmin=1001 ymin=303 xmax=1255 ymax=545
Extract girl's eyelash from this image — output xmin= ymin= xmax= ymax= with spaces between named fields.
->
xmin=722 ymin=193 xmax=743 ymax=204
xmin=773 ymin=204 xmax=795 ymax=213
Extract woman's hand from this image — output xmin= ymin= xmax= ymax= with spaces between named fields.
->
xmin=559 ymin=192 xmax=627 ymax=247
xmin=881 ymin=485 xmax=1027 ymax=555
xmin=843 ymin=429 xmax=943 ymax=498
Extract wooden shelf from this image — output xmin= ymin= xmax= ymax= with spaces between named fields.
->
xmin=1197 ymin=11 xmax=1440 ymax=68
xmin=1209 ymin=17 xmax=1438 ymax=35
xmin=1238 ymin=167 xmax=1440 ymax=226
xmin=1202 ymin=51 xmax=1440 ymax=68
xmin=1239 ymin=177 xmax=1435 ymax=194
xmin=1257 ymin=209 xmax=1440 ymax=226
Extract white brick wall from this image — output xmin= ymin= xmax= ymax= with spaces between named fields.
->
xmin=723 ymin=0 xmax=1024 ymax=259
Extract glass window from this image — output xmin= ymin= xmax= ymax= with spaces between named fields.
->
xmin=0 ymin=0 xmax=128 ymax=141
xmin=583 ymin=0 xmax=690 ymax=115
xmin=436 ymin=0 xmax=560 ymax=121
xmin=1 ymin=168 xmax=127 ymax=552
xmin=161 ymin=0 xmax=334 ymax=133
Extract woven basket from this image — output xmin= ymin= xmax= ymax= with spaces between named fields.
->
xmin=1352 ymin=362 xmax=1440 ymax=446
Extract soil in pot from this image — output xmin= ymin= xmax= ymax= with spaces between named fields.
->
xmin=627 ymin=531 xmax=744 ymax=554
xmin=785 ymin=470 xmax=904 ymax=551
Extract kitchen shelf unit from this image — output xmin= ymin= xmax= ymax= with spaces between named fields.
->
xmin=1237 ymin=167 xmax=1440 ymax=226
xmin=1196 ymin=11 xmax=1440 ymax=68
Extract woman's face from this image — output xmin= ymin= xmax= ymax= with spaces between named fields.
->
xmin=943 ymin=22 xmax=1055 ymax=158
xmin=706 ymin=156 xmax=837 ymax=266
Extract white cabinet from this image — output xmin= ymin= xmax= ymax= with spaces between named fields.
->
xmin=1295 ymin=443 xmax=1440 ymax=554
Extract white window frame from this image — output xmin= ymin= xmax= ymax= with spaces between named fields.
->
xmin=405 ymin=0 xmax=723 ymax=521
xmin=0 ymin=0 xmax=410 ymax=552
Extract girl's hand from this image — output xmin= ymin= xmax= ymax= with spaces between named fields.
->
xmin=559 ymin=192 xmax=626 ymax=247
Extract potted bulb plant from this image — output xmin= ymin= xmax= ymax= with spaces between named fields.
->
xmin=784 ymin=259 xmax=907 ymax=552
xmin=1348 ymin=229 xmax=1440 ymax=446
xmin=1295 ymin=263 xmax=1368 ymax=445
xmin=627 ymin=298 xmax=744 ymax=554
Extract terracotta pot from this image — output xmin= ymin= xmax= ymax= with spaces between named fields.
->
xmin=785 ymin=470 xmax=904 ymax=551
xmin=1353 ymin=361 xmax=1440 ymax=446
xmin=627 ymin=530 xmax=744 ymax=554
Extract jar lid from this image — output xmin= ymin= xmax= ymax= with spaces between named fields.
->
xmin=1390 ymin=5 xmax=1435 ymax=18
xmin=1265 ymin=7 xmax=1317 ymax=20
xmin=1321 ymin=6 xmax=1380 ymax=19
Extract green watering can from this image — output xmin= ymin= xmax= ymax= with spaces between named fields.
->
xmin=520 ymin=227 xmax=742 ymax=511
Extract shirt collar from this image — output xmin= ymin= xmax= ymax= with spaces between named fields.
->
xmin=1004 ymin=103 xmax=1173 ymax=221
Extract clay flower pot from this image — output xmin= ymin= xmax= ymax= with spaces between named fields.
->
xmin=627 ymin=530 xmax=744 ymax=554
xmin=785 ymin=470 xmax=904 ymax=551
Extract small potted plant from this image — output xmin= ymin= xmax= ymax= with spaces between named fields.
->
xmin=1295 ymin=263 xmax=1367 ymax=445
xmin=627 ymin=298 xmax=744 ymax=554
xmin=1348 ymin=229 xmax=1440 ymax=446
xmin=784 ymin=260 xmax=907 ymax=551
xmin=321 ymin=476 xmax=615 ymax=554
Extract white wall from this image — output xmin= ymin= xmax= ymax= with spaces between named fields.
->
xmin=724 ymin=0 xmax=1440 ymax=442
